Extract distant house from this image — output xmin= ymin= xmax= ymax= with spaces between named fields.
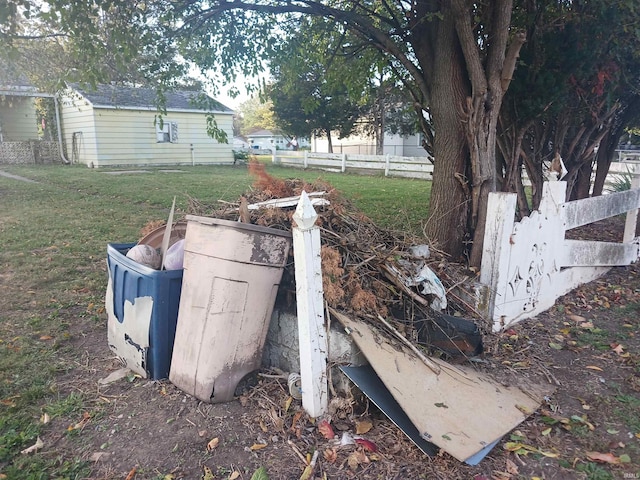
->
xmin=312 ymin=132 xmax=427 ymax=157
xmin=59 ymin=84 xmax=234 ymax=167
xmin=233 ymin=135 xmax=250 ymax=150
xmin=246 ymin=129 xmax=309 ymax=151
xmin=0 ymin=81 xmax=63 ymax=164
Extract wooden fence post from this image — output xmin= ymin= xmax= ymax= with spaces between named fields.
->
xmin=384 ymin=154 xmax=390 ymax=176
xmin=292 ymin=191 xmax=328 ymax=417
xmin=304 ymin=150 xmax=308 ymax=169
xmin=341 ymin=153 xmax=347 ymax=173
xmin=479 ymin=191 xmax=517 ymax=331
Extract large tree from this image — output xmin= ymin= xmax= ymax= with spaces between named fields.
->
xmin=2 ymin=0 xmax=527 ymax=265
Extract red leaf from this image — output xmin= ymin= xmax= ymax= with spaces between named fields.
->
xmin=586 ymin=451 xmax=621 ymax=464
xmin=317 ymin=419 xmax=335 ymax=439
xmin=355 ymin=438 xmax=378 ymax=452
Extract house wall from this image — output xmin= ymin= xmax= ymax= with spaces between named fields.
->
xmin=60 ymin=92 xmax=99 ymax=166
xmin=313 ymin=132 xmax=428 ymax=157
xmin=90 ymin=109 xmax=234 ymax=167
xmin=59 ymin=90 xmax=234 ymax=167
xmin=0 ymin=97 xmax=38 ymax=141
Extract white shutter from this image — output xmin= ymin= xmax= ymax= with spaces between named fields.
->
xmin=169 ymin=122 xmax=178 ymax=143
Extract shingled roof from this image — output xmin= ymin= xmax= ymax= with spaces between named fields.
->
xmin=73 ymin=84 xmax=233 ymax=113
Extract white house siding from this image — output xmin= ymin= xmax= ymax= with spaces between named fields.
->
xmin=60 ymin=93 xmax=99 ymax=166
xmin=312 ymin=132 xmax=428 ymax=157
xmin=0 ymin=97 xmax=38 ymax=141
xmin=90 ymin=109 xmax=233 ymax=167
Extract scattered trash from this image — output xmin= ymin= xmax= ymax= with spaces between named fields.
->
xmin=126 ymin=244 xmax=161 ymax=270
xmin=98 ymin=367 xmax=132 ymax=386
xmin=287 ymin=373 xmax=302 ymax=400
xmin=163 ymin=238 xmax=185 ymax=270
xmin=332 ymin=308 xmax=553 ymax=463
xmin=388 ymin=261 xmax=447 ymax=311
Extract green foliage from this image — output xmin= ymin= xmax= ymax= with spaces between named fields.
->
xmin=250 ymin=466 xmax=269 ymax=480
xmin=606 ymin=168 xmax=633 ymax=193
xmin=238 ymin=96 xmax=278 ymax=134
xmin=233 ymin=149 xmax=249 ymax=163
xmin=268 ymin=17 xmax=370 ymax=141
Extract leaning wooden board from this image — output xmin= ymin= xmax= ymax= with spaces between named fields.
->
xmin=331 ymin=309 xmax=553 ymax=462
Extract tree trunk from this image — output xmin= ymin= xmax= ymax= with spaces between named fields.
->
xmin=573 ymin=161 xmax=594 ymax=199
xmin=451 ymin=0 xmax=521 ymax=267
xmin=592 ymin=143 xmax=615 ymax=197
xmin=326 ymin=130 xmax=334 ymax=153
xmin=423 ymin=12 xmax=470 ymax=260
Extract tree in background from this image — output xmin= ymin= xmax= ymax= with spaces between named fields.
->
xmin=267 ymin=18 xmax=366 ymax=153
xmin=237 ymin=96 xmax=278 ymax=136
xmin=499 ymin=0 xmax=640 ymax=214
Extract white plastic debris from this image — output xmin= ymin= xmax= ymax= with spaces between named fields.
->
xmin=409 ymin=244 xmax=431 ymax=259
xmin=413 ymin=264 xmax=447 ymax=310
xmin=392 ymin=259 xmax=447 ymax=311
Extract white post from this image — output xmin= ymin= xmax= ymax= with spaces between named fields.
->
xmin=384 ymin=154 xmax=390 ymax=177
xmin=624 ymin=164 xmax=640 ymax=244
xmin=341 ymin=153 xmax=347 ymax=173
xmin=479 ymin=191 xmax=517 ymax=331
xmin=292 ymin=191 xmax=328 ymax=417
xmin=271 ymin=147 xmax=277 ymax=164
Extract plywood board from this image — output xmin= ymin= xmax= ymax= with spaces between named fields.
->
xmin=332 ymin=310 xmax=552 ymax=462
xmin=341 ymin=366 xmax=438 ymax=457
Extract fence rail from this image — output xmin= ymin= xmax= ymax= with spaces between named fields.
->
xmin=272 ymin=150 xmax=434 ymax=179
xmin=479 ymin=180 xmax=640 ymax=331
xmin=272 ymin=149 xmax=640 ymax=188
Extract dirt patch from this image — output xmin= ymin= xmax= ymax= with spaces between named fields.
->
xmin=25 ymin=225 xmax=637 ymax=480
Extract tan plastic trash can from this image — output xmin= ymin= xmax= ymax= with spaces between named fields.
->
xmin=169 ymin=215 xmax=292 ymax=403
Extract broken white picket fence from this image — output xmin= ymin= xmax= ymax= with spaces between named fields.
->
xmin=479 ymin=180 xmax=640 ymax=332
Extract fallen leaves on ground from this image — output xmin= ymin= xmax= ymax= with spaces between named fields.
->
xmin=317 ymin=419 xmax=335 ymax=439
xmin=586 ymin=451 xmax=631 ymax=464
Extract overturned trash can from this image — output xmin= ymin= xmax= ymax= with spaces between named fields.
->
xmin=169 ymin=215 xmax=292 ymax=403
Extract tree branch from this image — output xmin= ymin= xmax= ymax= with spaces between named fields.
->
xmin=500 ymin=31 xmax=526 ymax=92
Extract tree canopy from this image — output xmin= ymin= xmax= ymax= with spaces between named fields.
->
xmin=2 ymin=0 xmax=639 ymax=265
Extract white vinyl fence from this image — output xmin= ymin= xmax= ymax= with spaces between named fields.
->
xmin=272 ymin=150 xmax=434 ymax=179
xmin=272 ymin=149 xmax=640 ymax=186
xmin=479 ymin=180 xmax=640 ymax=332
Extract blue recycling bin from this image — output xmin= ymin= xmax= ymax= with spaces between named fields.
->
xmin=106 ymin=242 xmax=183 ymax=379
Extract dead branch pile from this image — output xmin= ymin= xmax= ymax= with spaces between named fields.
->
xmin=187 ymin=161 xmax=485 ymax=355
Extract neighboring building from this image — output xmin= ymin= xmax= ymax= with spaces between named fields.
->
xmin=0 ymin=85 xmax=39 ymax=142
xmin=233 ymin=135 xmax=250 ymax=150
xmin=0 ymin=79 xmax=64 ymax=164
xmin=246 ymin=129 xmax=309 ymax=151
xmin=59 ymin=84 xmax=234 ymax=167
xmin=312 ymin=132 xmax=427 ymax=157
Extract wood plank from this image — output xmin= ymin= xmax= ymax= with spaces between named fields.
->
xmin=564 ymin=189 xmax=640 ymax=229
xmin=561 ymin=240 xmax=639 ymax=267
xmin=332 ymin=309 xmax=552 ymax=462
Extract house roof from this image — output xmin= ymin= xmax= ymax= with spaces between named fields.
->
xmin=72 ymin=84 xmax=233 ymax=113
